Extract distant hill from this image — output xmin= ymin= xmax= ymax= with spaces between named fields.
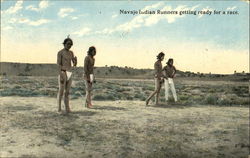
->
xmin=0 ymin=62 xmax=57 ymax=76
xmin=0 ymin=62 xmax=154 ymax=78
xmin=0 ymin=62 xmax=249 ymax=81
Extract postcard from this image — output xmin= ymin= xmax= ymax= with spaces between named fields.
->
xmin=0 ymin=0 xmax=249 ymax=157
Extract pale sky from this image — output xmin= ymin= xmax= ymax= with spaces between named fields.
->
xmin=1 ymin=0 xmax=249 ymax=74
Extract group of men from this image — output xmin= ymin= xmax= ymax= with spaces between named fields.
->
xmin=146 ymin=52 xmax=178 ymax=106
xmin=57 ymin=37 xmax=177 ymax=114
xmin=57 ymin=37 xmax=96 ymax=114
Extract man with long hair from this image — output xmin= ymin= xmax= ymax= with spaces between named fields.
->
xmin=83 ymin=46 xmax=96 ymax=108
xmin=57 ymin=36 xmax=77 ymax=113
xmin=146 ymin=52 xmax=165 ymax=106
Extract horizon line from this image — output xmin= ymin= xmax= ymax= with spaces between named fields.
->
xmin=1 ymin=61 xmax=248 ymax=75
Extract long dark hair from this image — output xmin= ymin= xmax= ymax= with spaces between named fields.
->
xmin=157 ymin=52 xmax=165 ymax=60
xmin=167 ymin=58 xmax=173 ymax=66
xmin=87 ymin=46 xmax=96 ymax=56
xmin=63 ymin=36 xmax=73 ymax=45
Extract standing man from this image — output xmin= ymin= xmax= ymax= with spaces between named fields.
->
xmin=163 ymin=58 xmax=177 ymax=102
xmin=146 ymin=52 xmax=165 ymax=106
xmin=57 ymin=36 xmax=77 ymax=113
xmin=83 ymin=46 xmax=96 ymax=108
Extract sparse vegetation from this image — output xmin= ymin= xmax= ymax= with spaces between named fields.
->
xmin=0 ymin=76 xmax=248 ymax=106
xmin=204 ymin=95 xmax=219 ymax=105
xmin=1 ymin=97 xmax=248 ymax=158
xmin=2 ymin=62 xmax=249 ymax=80
xmin=0 ymin=74 xmax=249 ymax=158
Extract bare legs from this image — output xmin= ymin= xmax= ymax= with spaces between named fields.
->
xmin=57 ymin=75 xmax=64 ymax=112
xmin=146 ymin=78 xmax=162 ymax=105
xmin=57 ymin=72 xmax=72 ymax=113
xmin=85 ymin=80 xmax=93 ymax=108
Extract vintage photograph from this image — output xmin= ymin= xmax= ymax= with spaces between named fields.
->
xmin=0 ymin=0 xmax=249 ymax=157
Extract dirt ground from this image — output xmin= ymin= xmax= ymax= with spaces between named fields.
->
xmin=0 ymin=97 xmax=249 ymax=158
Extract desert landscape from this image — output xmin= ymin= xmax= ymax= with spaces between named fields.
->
xmin=0 ymin=63 xmax=249 ymax=158
xmin=1 ymin=0 xmax=249 ymax=157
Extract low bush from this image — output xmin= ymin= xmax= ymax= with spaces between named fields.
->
xmin=204 ymin=95 xmax=219 ymax=105
xmin=179 ymin=95 xmax=189 ymax=101
xmin=93 ymin=94 xmax=106 ymax=101
xmin=142 ymin=86 xmax=154 ymax=91
xmin=92 ymin=94 xmax=117 ymax=101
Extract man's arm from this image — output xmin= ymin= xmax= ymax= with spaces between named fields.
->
xmin=162 ymin=66 xmax=167 ymax=79
xmin=83 ymin=57 xmax=90 ymax=81
xmin=172 ymin=66 xmax=177 ymax=78
xmin=71 ymin=51 xmax=77 ymax=67
xmin=57 ymin=51 xmax=62 ymax=73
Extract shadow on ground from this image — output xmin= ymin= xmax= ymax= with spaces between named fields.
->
xmin=71 ymin=111 xmax=97 ymax=116
xmin=148 ymin=103 xmax=189 ymax=109
xmin=4 ymin=105 xmax=38 ymax=111
xmin=91 ymin=105 xmax=127 ymax=111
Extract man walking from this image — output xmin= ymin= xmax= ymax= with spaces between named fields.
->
xmin=146 ymin=52 xmax=165 ymax=106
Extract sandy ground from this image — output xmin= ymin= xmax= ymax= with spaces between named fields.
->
xmin=0 ymin=97 xmax=249 ymax=158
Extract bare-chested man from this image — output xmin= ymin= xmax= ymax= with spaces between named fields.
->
xmin=163 ymin=58 xmax=177 ymax=102
xmin=146 ymin=52 xmax=165 ymax=106
xmin=57 ymin=37 xmax=77 ymax=113
xmin=83 ymin=46 xmax=96 ymax=108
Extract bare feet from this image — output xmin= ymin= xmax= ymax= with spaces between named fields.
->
xmin=87 ymin=104 xmax=92 ymax=108
xmin=85 ymin=102 xmax=92 ymax=108
xmin=66 ymin=108 xmax=71 ymax=113
xmin=58 ymin=108 xmax=62 ymax=113
xmin=89 ymin=102 xmax=93 ymax=108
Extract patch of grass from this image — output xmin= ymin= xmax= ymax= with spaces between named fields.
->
xmin=179 ymin=95 xmax=189 ymax=101
xmin=160 ymin=98 xmax=166 ymax=102
xmin=106 ymin=84 xmax=119 ymax=90
xmin=208 ymin=88 xmax=216 ymax=93
xmin=160 ymin=90 xmax=165 ymax=96
xmin=126 ymin=96 xmax=134 ymax=100
xmin=0 ymin=89 xmax=40 ymax=97
xmin=115 ymin=93 xmax=122 ymax=99
xmin=217 ymin=98 xmax=233 ymax=106
xmin=204 ymin=95 xmax=219 ymax=105
xmin=93 ymin=94 xmax=116 ymax=101
xmin=14 ymin=85 xmax=22 ymax=89
xmin=231 ymin=97 xmax=249 ymax=106
xmin=140 ymin=96 xmax=146 ymax=101
xmin=106 ymin=94 xmax=116 ymax=101
xmin=190 ymin=95 xmax=204 ymax=104
xmin=134 ymin=93 xmax=146 ymax=101
xmin=134 ymin=93 xmax=143 ymax=98
xmin=121 ymin=83 xmax=130 ymax=86
xmin=116 ymin=87 xmax=127 ymax=92
xmin=168 ymin=97 xmax=175 ymax=102
xmin=93 ymin=94 xmax=107 ymax=101
xmin=142 ymin=85 xmax=154 ymax=91
xmin=134 ymin=90 xmax=141 ymax=94
xmin=71 ymin=91 xmax=85 ymax=100
xmin=232 ymin=86 xmax=249 ymax=97
xmin=1 ymin=76 xmax=249 ymax=106
xmin=182 ymin=99 xmax=193 ymax=105
xmin=43 ymin=90 xmax=57 ymax=97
